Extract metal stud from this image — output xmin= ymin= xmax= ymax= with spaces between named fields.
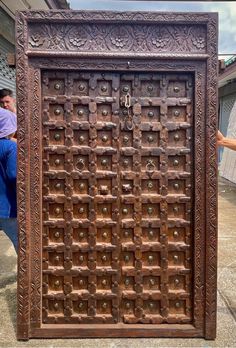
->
xmin=54 ymin=207 xmax=61 ymax=215
xmin=149 ymin=278 xmax=155 ymax=286
xmin=79 ymin=255 xmax=84 ymax=262
xmin=54 ymin=83 xmax=61 ymax=90
xmin=123 ymin=159 xmax=129 ymax=167
xmin=124 ymin=278 xmax=130 ymax=286
xmin=79 ymin=183 xmax=85 ymax=190
xmin=124 ymin=255 xmax=130 ymax=262
xmin=102 ymin=110 xmax=108 ymax=116
xmin=174 ymin=134 xmax=180 ymax=141
xmin=54 ymin=133 xmax=61 ymax=141
xmin=101 ymin=85 xmax=107 ymax=92
xmin=147 ymin=85 xmax=153 ymax=92
xmin=54 ymin=302 xmax=59 ymax=310
xmin=148 ymin=230 xmax=154 ymax=239
xmin=54 ymin=159 xmax=61 ymax=166
xmin=125 ymin=302 xmax=131 ymax=309
xmin=54 ymin=108 xmax=61 ymax=115
xmin=79 ymin=279 xmax=84 ymax=286
xmin=78 ymin=84 xmax=85 ymax=91
xmin=147 ymin=135 xmax=154 ymax=143
xmin=173 ymin=159 xmax=179 ymax=166
xmin=102 ymin=135 xmax=108 ymax=143
xmin=78 ymin=109 xmax=84 ymax=116
xmin=79 ymin=207 xmax=84 ymax=214
xmin=54 ymin=231 xmax=60 ymax=239
xmin=79 ymin=232 xmax=84 ymax=238
xmin=101 ymin=159 xmax=108 ymax=166
xmin=123 ymin=86 xmax=129 ymax=93
xmin=174 ymin=110 xmax=180 ymax=117
xmin=78 ymin=302 xmax=83 ymax=308
xmin=173 ymin=255 xmax=179 ymax=262
xmin=54 ymin=255 xmax=60 ymax=262
xmin=147 ymin=207 xmax=153 ymax=215
xmin=122 ymin=208 xmax=128 ymax=215
xmin=174 ymin=86 xmax=180 ymax=92
xmin=173 ymin=206 xmax=179 ymax=213
xmin=123 ymin=135 xmax=129 ymax=143
xmin=123 ymin=109 xmax=128 ymax=115
xmin=148 ymin=255 xmax=154 ymax=263
xmin=124 ymin=230 xmax=129 ymax=237
xmin=173 ymin=183 xmax=179 ymax=190
xmin=174 ymin=278 xmax=180 ymax=286
xmin=148 ymin=111 xmax=154 ymax=117
xmin=147 ymin=181 xmax=153 ymax=189
xmin=149 ymin=302 xmax=154 ymax=309
xmin=102 ymin=279 xmax=107 ymax=286
xmin=101 ymin=255 xmax=107 ymax=262
xmin=79 ymin=135 xmax=85 ymax=143
xmin=102 ymin=207 xmax=108 ymax=214
xmin=102 ymin=302 xmax=108 ymax=309
xmin=173 ymin=230 xmax=179 ymax=238
xmin=55 ymin=183 xmax=61 ymax=190
xmin=102 ymin=232 xmax=108 ymax=239
xmin=54 ymin=280 xmax=60 ymax=287
xmin=175 ymin=302 xmax=181 ymax=308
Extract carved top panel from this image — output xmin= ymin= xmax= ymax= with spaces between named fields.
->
xmin=28 ymin=23 xmax=207 ymax=54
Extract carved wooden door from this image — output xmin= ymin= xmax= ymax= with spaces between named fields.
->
xmin=16 ymin=10 xmax=218 ymax=340
xmin=41 ymin=70 xmax=193 ymax=326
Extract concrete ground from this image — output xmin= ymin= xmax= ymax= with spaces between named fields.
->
xmin=0 ymin=177 xmax=235 ymax=347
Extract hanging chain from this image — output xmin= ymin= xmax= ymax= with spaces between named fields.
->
xmin=124 ymin=93 xmax=133 ymax=130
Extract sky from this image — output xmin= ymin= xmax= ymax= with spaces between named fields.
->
xmin=69 ymin=1 xmax=236 ymax=57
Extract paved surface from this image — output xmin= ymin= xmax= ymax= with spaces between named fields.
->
xmin=0 ymin=177 xmax=235 ymax=347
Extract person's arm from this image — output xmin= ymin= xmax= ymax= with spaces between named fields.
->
xmin=217 ymin=130 xmax=236 ymax=151
xmin=5 ymin=141 xmax=17 ymax=182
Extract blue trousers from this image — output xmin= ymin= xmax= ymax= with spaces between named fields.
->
xmin=0 ymin=218 xmax=18 ymax=252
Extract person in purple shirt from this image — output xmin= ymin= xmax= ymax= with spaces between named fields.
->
xmin=0 ymin=107 xmax=17 ymax=252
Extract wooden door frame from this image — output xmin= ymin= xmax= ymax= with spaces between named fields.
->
xmin=16 ymin=10 xmax=218 ymax=340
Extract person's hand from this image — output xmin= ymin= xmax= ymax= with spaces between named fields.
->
xmin=217 ymin=130 xmax=225 ymax=146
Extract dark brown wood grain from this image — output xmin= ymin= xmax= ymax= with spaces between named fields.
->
xmin=16 ymin=10 xmax=218 ymax=340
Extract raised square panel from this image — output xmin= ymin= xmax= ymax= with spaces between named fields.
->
xmin=122 ymin=228 xmax=134 ymax=242
xmin=142 ymin=251 xmax=160 ymax=267
xmin=168 ymin=155 xmax=186 ymax=171
xmin=73 ymin=155 xmax=89 ymax=172
xmin=48 ymin=251 xmax=64 ymax=267
xmin=97 ymin=227 xmax=112 ymax=243
xmin=142 ymin=228 xmax=160 ymax=242
xmin=48 ymin=79 xmax=65 ymax=95
xmin=168 ymin=203 xmax=186 ymax=219
xmin=73 ymin=130 xmax=89 ymax=146
xmin=121 ymin=276 xmax=134 ymax=290
xmin=168 ymin=130 xmax=186 ymax=148
xmin=96 ymin=252 xmax=112 ymax=267
xmin=143 ymin=300 xmax=160 ymax=314
xmin=48 ymin=227 xmax=64 ymax=243
xmin=141 ymin=156 xmax=159 ymax=171
xmin=73 ymin=79 xmax=89 ymax=95
xmin=122 ymin=251 xmax=135 ymax=267
xmin=72 ymin=300 xmax=88 ymax=315
xmin=97 ymin=80 xmax=112 ymax=96
xmin=141 ymin=80 xmax=160 ymax=97
xmin=73 ymin=179 xmax=89 ymax=195
xmin=97 ymin=203 xmax=112 ymax=219
xmin=121 ymin=131 xmax=133 ymax=147
xmin=97 ymin=155 xmax=112 ymax=171
xmin=49 ymin=203 xmax=64 ymax=219
xmin=48 ymin=275 xmax=64 ymax=292
xmin=169 ymin=275 xmax=186 ymax=291
xmin=169 ymin=300 xmax=186 ymax=315
xmin=168 ymin=226 xmax=186 ymax=243
xmin=142 ymin=204 xmax=160 ymax=218
xmin=141 ymin=179 xmax=159 ymax=194
xmin=49 ymin=104 xmax=65 ymax=121
xmin=97 ymin=178 xmax=112 ymax=195
xmin=49 ymin=179 xmax=65 ymax=195
xmin=141 ymin=107 xmax=160 ymax=122
xmin=72 ymin=276 xmax=88 ymax=290
xmin=168 ymin=251 xmax=186 ymax=267
xmin=120 ymin=156 xmax=133 ymax=171
xmin=121 ymin=180 xmax=134 ymax=195
xmin=73 ymin=104 xmax=89 ymax=121
xmin=167 ymin=106 xmax=187 ymax=122
xmin=141 ymin=131 xmax=159 ymax=147
xmin=97 ymin=130 xmax=112 ymax=147
xmin=49 ymin=129 xmax=65 ymax=145
xmin=97 ymin=104 xmax=112 ymax=121
xmin=121 ymin=204 xmax=134 ymax=219
xmin=73 ymin=203 xmax=89 ymax=219
xmin=72 ymin=252 xmax=88 ymax=267
xmin=72 ymin=228 xmax=88 ymax=243
xmin=167 ymin=80 xmax=186 ymax=97
xmin=168 ymin=179 xmax=185 ymax=195
xmin=48 ymin=300 xmax=64 ymax=315
xmin=96 ymin=300 xmax=112 ymax=315
xmin=143 ymin=276 xmax=160 ymax=291
xmin=48 ymin=154 xmax=65 ymax=171
xmin=97 ymin=275 xmax=112 ymax=290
